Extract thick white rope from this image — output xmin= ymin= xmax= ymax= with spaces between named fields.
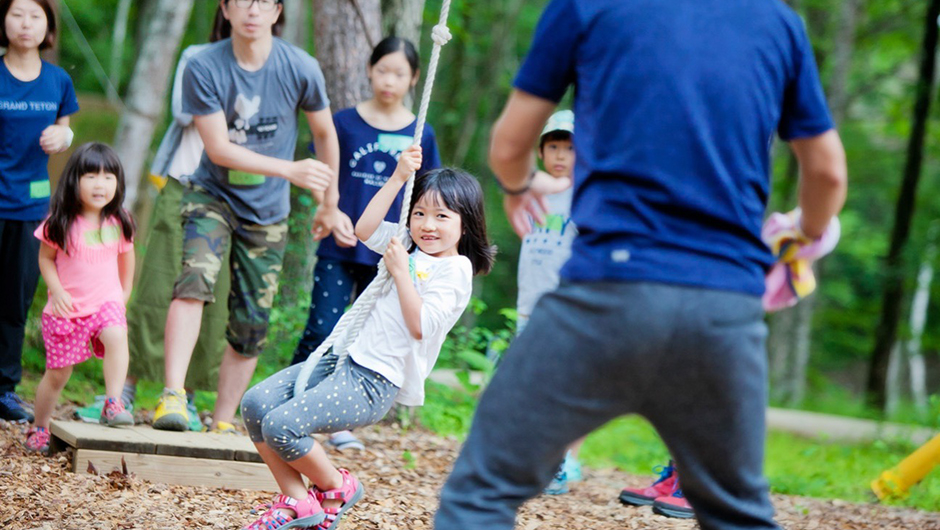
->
xmin=294 ymin=1 xmax=453 ymax=394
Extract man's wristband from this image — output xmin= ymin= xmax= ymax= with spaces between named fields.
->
xmin=497 ymin=169 xmax=534 ymax=196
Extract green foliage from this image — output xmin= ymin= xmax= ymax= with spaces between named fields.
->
xmin=437 ymin=298 xmax=515 ymax=391
xmin=417 ymin=381 xmax=477 ymax=437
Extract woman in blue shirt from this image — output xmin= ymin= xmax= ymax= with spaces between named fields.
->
xmin=0 ymin=0 xmax=78 ymax=423
xmin=293 ymin=36 xmax=441 ymax=450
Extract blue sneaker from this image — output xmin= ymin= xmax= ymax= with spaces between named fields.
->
xmin=563 ymin=453 xmax=582 ymax=482
xmin=0 ymin=391 xmax=33 ymax=423
xmin=544 ymin=466 xmax=569 ymax=495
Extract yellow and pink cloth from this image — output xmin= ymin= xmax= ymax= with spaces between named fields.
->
xmin=762 ymin=209 xmax=840 ymax=312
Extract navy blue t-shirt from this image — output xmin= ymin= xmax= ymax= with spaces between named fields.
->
xmin=515 ymin=0 xmax=834 ymax=296
xmin=316 ymin=107 xmax=441 ymax=266
xmin=0 ymin=59 xmax=79 ymax=221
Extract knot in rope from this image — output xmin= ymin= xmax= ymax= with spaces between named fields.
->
xmin=431 ymin=25 xmax=452 ymax=46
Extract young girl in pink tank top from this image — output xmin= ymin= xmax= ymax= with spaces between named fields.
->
xmin=25 ymin=143 xmax=136 ymax=453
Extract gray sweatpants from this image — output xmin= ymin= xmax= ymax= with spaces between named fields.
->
xmin=435 ymin=282 xmax=779 ymax=530
xmin=241 ymin=353 xmax=399 ymax=461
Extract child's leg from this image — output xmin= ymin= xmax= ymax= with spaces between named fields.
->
xmin=245 ymin=356 xmax=397 ymax=510
xmin=32 ymin=365 xmax=73 ymax=428
xmin=241 ymin=353 xmax=345 ymax=499
xmin=98 ymin=326 xmax=129 ymax=401
xmin=568 ymin=436 xmax=585 ymax=458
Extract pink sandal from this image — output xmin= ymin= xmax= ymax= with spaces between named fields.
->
xmin=243 ymin=492 xmax=325 ymax=530
xmin=25 ymin=427 xmax=50 ymax=453
xmin=314 ymin=469 xmax=364 ymax=530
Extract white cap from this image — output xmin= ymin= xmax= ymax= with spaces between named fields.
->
xmin=540 ymin=109 xmax=575 ymax=139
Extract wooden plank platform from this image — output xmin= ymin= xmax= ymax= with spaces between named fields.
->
xmin=50 ymin=420 xmax=278 ymax=491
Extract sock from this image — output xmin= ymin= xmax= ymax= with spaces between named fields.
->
xmin=121 ymin=381 xmax=136 ymax=408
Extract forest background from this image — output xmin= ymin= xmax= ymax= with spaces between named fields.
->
xmin=12 ymin=0 xmax=940 ymax=512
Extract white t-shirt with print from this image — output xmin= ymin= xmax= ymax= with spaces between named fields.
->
xmin=517 ymin=187 xmax=576 ymax=322
xmin=348 ymin=221 xmax=473 ymax=406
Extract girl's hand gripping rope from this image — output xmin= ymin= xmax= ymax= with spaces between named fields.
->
xmin=393 ymin=145 xmax=423 ymax=183
xmin=384 ymin=237 xmax=410 ymax=281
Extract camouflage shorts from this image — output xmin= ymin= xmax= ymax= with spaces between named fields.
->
xmin=173 ymin=185 xmax=288 ymax=358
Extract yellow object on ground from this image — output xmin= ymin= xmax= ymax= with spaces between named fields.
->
xmin=871 ymin=433 xmax=940 ymax=499
xmin=210 ymin=420 xmax=237 ymax=435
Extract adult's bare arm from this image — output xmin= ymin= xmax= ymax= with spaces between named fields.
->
xmin=790 ymin=130 xmax=848 ymax=239
xmin=490 ymin=90 xmax=570 ymax=238
xmin=193 ymin=111 xmax=333 ymax=192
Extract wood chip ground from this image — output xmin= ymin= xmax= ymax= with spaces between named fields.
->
xmin=1 ymin=417 xmax=937 ymax=529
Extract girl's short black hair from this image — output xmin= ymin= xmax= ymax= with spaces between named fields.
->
xmin=408 ymin=168 xmax=496 ymax=276
xmin=44 ymin=143 xmax=135 ymax=253
xmin=0 ymin=0 xmax=57 ymax=50
xmin=370 ymin=36 xmax=420 ymax=76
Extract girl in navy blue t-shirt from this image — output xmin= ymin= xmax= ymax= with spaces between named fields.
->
xmin=0 ymin=0 xmax=78 ymax=424
xmin=293 ymin=36 xmax=441 ymax=451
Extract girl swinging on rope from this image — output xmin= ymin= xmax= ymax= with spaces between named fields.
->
xmin=238 ymin=145 xmax=495 ymax=530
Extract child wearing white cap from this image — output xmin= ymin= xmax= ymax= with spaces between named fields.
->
xmin=514 ymin=110 xmax=581 ymax=495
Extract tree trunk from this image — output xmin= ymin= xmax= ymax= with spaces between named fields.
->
xmin=114 ymin=0 xmax=195 ymax=210
xmin=867 ymin=0 xmax=940 ymax=411
xmin=282 ymin=0 xmax=308 ymax=47
xmin=382 ymin=0 xmax=425 ymax=46
xmin=900 ymin=225 xmax=936 ymax=414
xmin=109 ymin=0 xmax=133 ymax=89
xmin=827 ymin=0 xmax=858 ymax=125
xmin=314 ymin=0 xmax=381 ymax=108
xmin=886 ymin=342 xmax=905 ymax=414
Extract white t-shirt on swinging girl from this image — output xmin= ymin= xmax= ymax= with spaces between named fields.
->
xmin=347 ymin=221 xmax=473 ymax=406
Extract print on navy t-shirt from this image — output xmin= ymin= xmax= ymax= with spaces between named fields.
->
xmin=0 ymin=59 xmax=79 ymax=221
xmin=315 ymin=107 xmax=441 ymax=266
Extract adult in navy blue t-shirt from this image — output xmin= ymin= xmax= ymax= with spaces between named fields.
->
xmin=436 ymin=1 xmax=847 ymax=529
xmin=0 ymin=0 xmax=79 ymax=423
xmin=292 ymin=37 xmax=441 ymax=368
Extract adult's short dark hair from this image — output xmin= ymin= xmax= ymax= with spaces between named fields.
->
xmin=214 ymin=0 xmax=285 ymax=40
xmin=0 ymin=0 xmax=58 ymax=50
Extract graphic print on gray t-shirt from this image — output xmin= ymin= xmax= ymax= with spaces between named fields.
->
xmin=182 ymin=38 xmax=330 ymax=224
xmin=516 ymin=187 xmax=576 ymax=318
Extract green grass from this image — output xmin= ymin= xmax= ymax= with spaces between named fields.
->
xmin=576 ymin=415 xmax=940 ymax=512
xmin=14 ymin=281 xmax=939 ymax=513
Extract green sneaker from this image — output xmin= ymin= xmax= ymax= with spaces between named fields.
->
xmin=186 ymin=398 xmax=203 ymax=432
xmin=75 ymin=396 xmax=134 ymax=424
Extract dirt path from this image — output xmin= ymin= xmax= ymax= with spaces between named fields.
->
xmin=1 ymin=420 xmax=937 ymax=530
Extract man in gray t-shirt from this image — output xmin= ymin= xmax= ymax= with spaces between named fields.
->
xmin=154 ymin=0 xmax=351 ymax=436
xmin=183 ymin=37 xmax=327 ymax=224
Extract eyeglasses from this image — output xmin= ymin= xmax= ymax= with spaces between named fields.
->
xmin=231 ymin=0 xmax=280 ymax=11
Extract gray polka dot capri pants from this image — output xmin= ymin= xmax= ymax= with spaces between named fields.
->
xmin=241 ymin=352 xmax=399 ymax=461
